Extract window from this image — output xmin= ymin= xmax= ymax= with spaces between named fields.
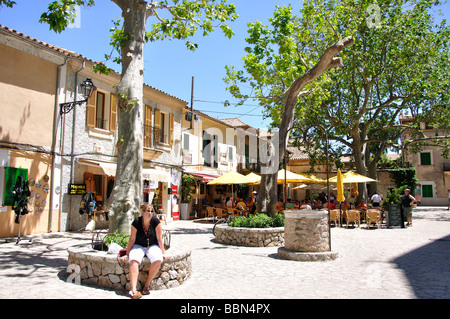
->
xmin=420 ymin=152 xmax=432 ymax=165
xmin=154 ymin=109 xmax=174 ymax=146
xmin=183 ymin=133 xmax=190 ymax=150
xmin=228 ymin=146 xmax=233 ymax=161
xmin=96 ymin=92 xmax=106 ymax=129
xmin=86 ymin=89 xmax=117 ymax=133
xmin=422 ymin=185 xmax=433 ymax=197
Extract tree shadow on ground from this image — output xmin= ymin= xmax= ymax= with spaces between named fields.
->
xmin=392 ymin=234 xmax=450 ymax=299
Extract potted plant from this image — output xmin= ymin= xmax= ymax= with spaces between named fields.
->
xmin=382 ymin=185 xmax=407 ymax=227
xmin=180 ymin=174 xmax=195 ymax=220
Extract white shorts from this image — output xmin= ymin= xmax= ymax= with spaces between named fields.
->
xmin=129 ymin=244 xmax=163 ymax=264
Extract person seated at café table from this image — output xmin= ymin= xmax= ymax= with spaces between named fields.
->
xmin=285 ymin=198 xmax=295 ymax=209
xmin=356 ymin=200 xmax=368 ymax=210
xmin=226 ymin=197 xmax=234 ymax=207
xmin=328 ymin=199 xmax=337 ymax=209
xmin=340 ymin=199 xmax=351 ymax=212
xmin=246 ymin=196 xmax=253 ymax=209
xmin=276 ymin=198 xmax=284 ymax=211
xmin=300 ymin=200 xmax=312 ymax=210
xmin=315 ymin=199 xmax=323 ymax=210
xmin=236 ymin=198 xmax=247 ymax=210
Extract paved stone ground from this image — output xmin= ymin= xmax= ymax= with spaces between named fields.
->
xmin=0 ymin=206 xmax=449 ymax=299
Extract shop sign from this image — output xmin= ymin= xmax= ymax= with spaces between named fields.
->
xmin=171 ymin=185 xmax=178 ymax=194
xmin=68 ymin=183 xmax=86 ymax=195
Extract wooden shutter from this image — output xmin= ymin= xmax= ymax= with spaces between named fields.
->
xmin=144 ymin=105 xmax=152 ymax=147
xmin=86 ymin=89 xmax=97 ymax=128
xmin=169 ymin=113 xmax=174 ymax=146
xmin=109 ymin=93 xmax=117 ymax=132
xmin=154 ymin=109 xmax=161 ymax=144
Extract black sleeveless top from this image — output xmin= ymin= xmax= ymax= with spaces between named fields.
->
xmin=131 ymin=215 xmax=160 ymax=247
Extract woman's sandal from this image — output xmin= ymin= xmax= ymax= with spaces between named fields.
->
xmin=129 ymin=290 xmax=142 ymax=299
xmin=142 ymin=286 xmax=150 ymax=295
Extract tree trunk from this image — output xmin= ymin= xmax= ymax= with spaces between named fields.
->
xmin=107 ymin=0 xmax=147 ymax=235
xmin=257 ymin=36 xmax=353 ymax=216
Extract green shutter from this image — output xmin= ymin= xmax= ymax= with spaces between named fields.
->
xmin=422 ymin=185 xmax=433 ymax=197
xmin=3 ymin=167 xmax=28 ymax=206
xmin=420 ymin=152 xmax=431 ymax=165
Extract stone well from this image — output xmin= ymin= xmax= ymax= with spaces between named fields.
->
xmin=67 ymin=247 xmax=191 ymax=291
xmin=215 ymin=224 xmax=284 ymax=247
xmin=277 ymin=210 xmax=338 ymax=261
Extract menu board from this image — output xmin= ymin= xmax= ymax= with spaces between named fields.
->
xmin=387 ymin=204 xmax=403 ymax=228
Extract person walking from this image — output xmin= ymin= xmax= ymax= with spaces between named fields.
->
xmin=401 ymin=189 xmax=416 ymax=227
xmin=120 ymin=203 xmax=166 ymax=299
xmin=371 ymin=192 xmax=382 ymax=207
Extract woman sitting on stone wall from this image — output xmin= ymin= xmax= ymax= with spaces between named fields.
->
xmin=120 ymin=203 xmax=166 ymax=299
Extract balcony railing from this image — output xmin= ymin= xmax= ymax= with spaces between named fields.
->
xmin=143 ymin=125 xmax=167 ymax=149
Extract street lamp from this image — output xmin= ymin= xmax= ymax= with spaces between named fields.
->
xmin=60 ymin=78 xmax=96 ymax=115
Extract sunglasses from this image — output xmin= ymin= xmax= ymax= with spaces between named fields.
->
xmin=141 ymin=209 xmax=153 ymax=213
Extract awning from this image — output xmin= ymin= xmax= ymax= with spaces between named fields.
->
xmin=78 ymin=159 xmax=117 ymax=176
xmin=142 ymin=168 xmax=171 ymax=183
xmin=78 ymin=159 xmax=171 ymax=183
xmin=186 ymin=172 xmax=220 ymax=182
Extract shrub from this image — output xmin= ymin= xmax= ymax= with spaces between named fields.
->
xmin=381 ymin=185 xmax=408 ymax=211
xmin=272 ymin=213 xmax=285 ymax=227
xmin=228 ymin=213 xmax=285 ymax=228
xmin=103 ymin=230 xmax=130 ymax=249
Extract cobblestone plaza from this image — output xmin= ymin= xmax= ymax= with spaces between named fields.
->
xmin=0 ymin=206 xmax=449 ymax=300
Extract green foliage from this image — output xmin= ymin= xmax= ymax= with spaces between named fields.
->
xmin=103 ymin=230 xmax=130 ymax=249
xmin=271 ymin=213 xmax=285 ymax=227
xmin=0 ymin=0 xmax=16 ymax=8
xmin=381 ymin=185 xmax=408 ymax=211
xmin=229 ymin=213 xmax=284 ymax=228
xmin=224 ymin=0 xmax=450 ymax=177
xmin=146 ymin=0 xmax=238 ymax=50
xmin=39 ymin=0 xmax=95 ymax=33
xmin=37 ymin=1 xmax=238 ymax=73
xmin=388 ymin=167 xmax=418 ymax=190
xmin=181 ymin=173 xmax=196 ymax=203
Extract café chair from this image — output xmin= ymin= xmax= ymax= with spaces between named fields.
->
xmin=346 ymin=210 xmax=360 ymax=228
xmin=366 ymin=210 xmax=382 ymax=229
xmin=206 ymin=206 xmax=216 ymax=221
xmin=330 ymin=209 xmax=340 ymax=227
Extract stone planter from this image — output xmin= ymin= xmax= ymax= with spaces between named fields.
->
xmin=214 ymin=224 xmax=284 ymax=247
xmin=67 ymin=247 xmax=191 ymax=291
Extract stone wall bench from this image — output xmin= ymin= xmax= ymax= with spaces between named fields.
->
xmin=214 ymin=224 xmax=284 ymax=247
xmin=67 ymin=247 xmax=191 ymax=291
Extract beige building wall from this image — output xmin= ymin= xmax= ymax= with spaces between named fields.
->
xmin=0 ymin=150 xmax=60 ymax=237
xmin=404 ymin=131 xmax=450 ymax=205
xmin=0 ymin=42 xmax=61 ymax=237
xmin=0 ymin=43 xmax=57 ymax=147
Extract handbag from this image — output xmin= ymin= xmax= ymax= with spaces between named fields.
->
xmin=117 ymin=248 xmax=127 ymax=267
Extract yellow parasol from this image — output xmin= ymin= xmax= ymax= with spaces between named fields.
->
xmin=208 ymin=170 xmax=253 ymax=185
xmin=245 ymin=172 xmax=261 ymax=184
xmin=251 ymin=169 xmax=312 ymax=184
xmin=208 ymin=171 xmax=254 ymax=197
xmin=336 ymin=169 xmax=345 ymax=202
xmin=329 ymin=171 xmax=378 ymax=183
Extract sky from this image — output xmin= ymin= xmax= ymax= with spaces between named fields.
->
xmin=1 ymin=0 xmax=449 ymax=130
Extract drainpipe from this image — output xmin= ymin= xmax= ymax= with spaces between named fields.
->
xmin=48 ymin=56 xmax=68 ymax=233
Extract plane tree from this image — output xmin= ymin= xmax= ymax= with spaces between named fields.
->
xmin=224 ymin=0 xmax=450 ymax=211
xmin=4 ymin=0 xmax=238 ymax=234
